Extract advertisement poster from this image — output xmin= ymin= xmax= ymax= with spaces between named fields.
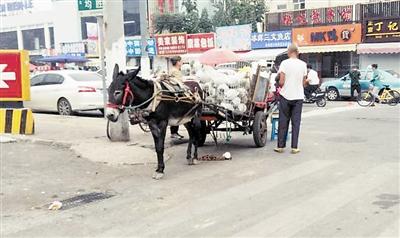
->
xmin=216 ymin=24 xmax=252 ymax=51
xmin=364 ymin=18 xmax=400 ymax=43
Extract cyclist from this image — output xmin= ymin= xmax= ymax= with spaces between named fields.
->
xmin=369 ymin=64 xmax=383 ymax=106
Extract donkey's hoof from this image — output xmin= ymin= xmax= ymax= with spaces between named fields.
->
xmin=152 ymin=172 xmax=164 ymax=180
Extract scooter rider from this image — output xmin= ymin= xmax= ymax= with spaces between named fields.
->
xmin=304 ymin=64 xmax=320 ymax=100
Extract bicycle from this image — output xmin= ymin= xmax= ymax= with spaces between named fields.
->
xmin=357 ymin=85 xmax=400 ymax=107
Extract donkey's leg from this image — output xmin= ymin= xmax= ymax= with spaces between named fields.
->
xmin=184 ymin=123 xmax=194 ymax=165
xmin=149 ymin=119 xmax=168 ymax=179
xmin=192 ymin=116 xmax=202 ymax=162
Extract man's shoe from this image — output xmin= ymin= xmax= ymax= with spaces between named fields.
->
xmin=274 ymin=148 xmax=284 ymax=153
xmin=171 ymin=133 xmax=184 ymax=139
xmin=291 ymin=148 xmax=300 ymax=154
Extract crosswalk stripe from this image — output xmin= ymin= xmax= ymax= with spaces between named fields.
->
xmin=233 ymin=163 xmax=398 ymax=237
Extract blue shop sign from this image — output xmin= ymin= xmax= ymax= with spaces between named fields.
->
xmin=126 ymin=38 xmax=157 ymax=57
xmin=251 ymin=30 xmax=292 ymax=49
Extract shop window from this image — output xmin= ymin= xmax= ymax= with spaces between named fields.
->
xmin=81 ymin=16 xmax=97 ymax=40
xmin=0 ymin=31 xmax=18 ymax=49
xmin=123 ymin=0 xmax=141 ymax=36
xmin=22 ymin=28 xmax=45 ymax=50
xmin=49 ymin=27 xmax=55 ymax=49
xmin=277 ymin=4 xmax=287 ymax=10
xmin=293 ymin=0 xmax=305 ymax=10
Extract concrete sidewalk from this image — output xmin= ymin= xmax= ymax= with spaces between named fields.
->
xmin=8 ymin=113 xmax=171 ymax=165
xmin=6 ymin=102 xmax=363 ymax=166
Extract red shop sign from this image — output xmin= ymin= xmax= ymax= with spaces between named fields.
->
xmin=187 ymin=33 xmax=215 ymax=53
xmin=155 ymin=33 xmax=187 ymax=55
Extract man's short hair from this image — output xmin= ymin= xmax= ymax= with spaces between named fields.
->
xmin=170 ymin=56 xmax=182 ymax=66
xmin=287 ymin=44 xmax=299 ymax=55
xmin=307 ymin=64 xmax=312 ymax=69
xmin=371 ymin=64 xmax=378 ymax=69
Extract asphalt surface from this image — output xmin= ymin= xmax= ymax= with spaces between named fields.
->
xmin=1 ymin=102 xmax=399 ymax=237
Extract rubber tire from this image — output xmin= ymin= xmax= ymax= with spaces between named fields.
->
xmin=57 ymin=98 xmax=73 ymax=116
xmin=253 ymin=111 xmax=267 ymax=148
xmin=357 ymin=92 xmax=374 ymax=107
xmin=326 ymin=88 xmax=339 ymax=101
xmin=198 ymin=121 xmax=207 ymax=147
xmin=316 ymin=98 xmax=327 ymax=107
xmin=388 ymin=90 xmax=400 ymax=106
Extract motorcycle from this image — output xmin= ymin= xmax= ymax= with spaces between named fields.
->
xmin=304 ymin=88 xmax=327 ymax=107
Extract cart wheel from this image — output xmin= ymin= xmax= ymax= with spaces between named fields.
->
xmin=198 ymin=121 xmax=207 ymax=147
xmin=253 ymin=111 xmax=267 ymax=147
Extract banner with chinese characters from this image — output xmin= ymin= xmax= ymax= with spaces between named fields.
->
xmin=216 ymin=24 xmax=252 ymax=51
xmin=60 ymin=42 xmax=86 ymax=56
xmin=187 ymin=33 xmax=215 ymax=53
xmin=251 ymin=30 xmax=291 ymax=49
xmin=292 ymin=24 xmax=362 ymax=46
xmin=126 ymin=39 xmax=157 ymax=57
xmin=364 ymin=18 xmax=400 ymax=43
xmin=155 ymin=33 xmax=187 ymax=55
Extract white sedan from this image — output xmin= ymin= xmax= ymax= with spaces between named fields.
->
xmin=25 ymin=70 xmax=106 ymax=115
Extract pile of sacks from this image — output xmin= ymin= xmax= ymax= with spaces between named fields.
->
xmin=196 ymin=66 xmax=251 ymax=112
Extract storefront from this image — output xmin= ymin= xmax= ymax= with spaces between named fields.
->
xmin=292 ymin=24 xmax=362 ymax=79
xmin=358 ymin=17 xmax=400 ymax=71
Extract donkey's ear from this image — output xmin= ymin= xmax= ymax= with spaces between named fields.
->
xmin=127 ymin=66 xmax=141 ymax=80
xmin=112 ymin=64 xmax=119 ymax=80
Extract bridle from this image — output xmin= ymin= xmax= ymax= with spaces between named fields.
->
xmin=107 ymin=82 xmax=134 ymax=110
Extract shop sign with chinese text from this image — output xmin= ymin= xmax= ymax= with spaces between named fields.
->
xmin=364 ymin=18 xmax=400 ymax=43
xmin=292 ymin=24 xmax=362 ymax=46
xmin=126 ymin=39 xmax=157 ymax=57
xmin=187 ymin=33 xmax=215 ymax=53
xmin=251 ymin=30 xmax=291 ymax=49
xmin=155 ymin=33 xmax=187 ymax=55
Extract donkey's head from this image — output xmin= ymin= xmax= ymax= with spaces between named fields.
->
xmin=106 ymin=64 xmax=140 ymax=122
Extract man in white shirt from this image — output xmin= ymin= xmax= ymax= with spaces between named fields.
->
xmin=274 ymin=44 xmax=307 ymax=154
xmin=304 ymin=64 xmax=320 ymax=99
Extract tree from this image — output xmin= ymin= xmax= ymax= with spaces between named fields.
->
xmin=198 ymin=9 xmax=213 ymax=33
xmin=154 ymin=13 xmax=185 ymax=33
xmin=212 ymin=0 xmax=266 ymax=31
xmin=182 ymin=0 xmax=200 ymax=33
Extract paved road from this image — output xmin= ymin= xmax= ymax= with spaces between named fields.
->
xmin=1 ymin=103 xmax=399 ymax=237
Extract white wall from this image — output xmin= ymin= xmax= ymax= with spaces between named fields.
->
xmin=52 ymin=0 xmax=82 ymax=52
xmin=359 ymin=54 xmax=400 ymax=72
xmin=265 ymin=0 xmax=372 ymax=13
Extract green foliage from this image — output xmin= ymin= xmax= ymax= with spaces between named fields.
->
xmin=198 ymin=9 xmax=213 ymax=33
xmin=154 ymin=13 xmax=185 ymax=33
xmin=154 ymin=0 xmax=266 ymax=34
xmin=212 ymin=0 xmax=265 ymax=31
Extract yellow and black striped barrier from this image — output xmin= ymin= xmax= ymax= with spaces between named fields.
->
xmin=0 ymin=108 xmax=34 ymax=135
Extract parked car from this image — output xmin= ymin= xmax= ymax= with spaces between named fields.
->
xmin=25 ymin=70 xmax=106 ymax=115
xmin=321 ymin=69 xmax=400 ymax=101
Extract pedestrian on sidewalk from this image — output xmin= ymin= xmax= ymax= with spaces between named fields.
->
xmin=169 ymin=56 xmax=184 ymax=139
xmin=349 ymin=65 xmax=361 ymax=101
xmin=274 ymin=44 xmax=307 ymax=154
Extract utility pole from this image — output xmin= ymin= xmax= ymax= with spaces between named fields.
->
xmin=139 ymin=0 xmax=151 ymax=79
xmin=103 ymin=0 xmax=130 ymax=142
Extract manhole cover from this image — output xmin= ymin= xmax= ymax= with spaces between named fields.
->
xmin=50 ymin=192 xmax=114 ymax=210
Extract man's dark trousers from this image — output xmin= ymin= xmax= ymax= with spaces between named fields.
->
xmin=278 ymin=96 xmax=303 ymax=149
xmin=351 ymin=84 xmax=361 ymax=100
